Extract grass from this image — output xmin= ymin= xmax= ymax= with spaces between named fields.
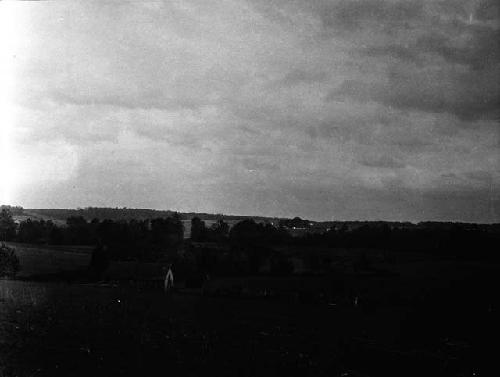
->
xmin=1 ymin=270 xmax=497 ymax=377
xmin=6 ymin=243 xmax=92 ymax=279
xmin=0 ymin=280 xmax=349 ymax=377
xmin=0 ymin=244 xmax=498 ymax=376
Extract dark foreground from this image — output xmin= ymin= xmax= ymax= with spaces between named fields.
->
xmin=0 ymin=273 xmax=498 ymax=377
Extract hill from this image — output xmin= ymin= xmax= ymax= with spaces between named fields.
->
xmin=22 ymin=207 xmax=281 ymax=224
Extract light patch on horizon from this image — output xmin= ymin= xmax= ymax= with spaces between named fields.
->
xmin=5 ymin=0 xmax=500 ymax=222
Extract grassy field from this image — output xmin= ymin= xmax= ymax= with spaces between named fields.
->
xmin=1 ymin=275 xmax=497 ymax=377
xmin=7 ymin=242 xmax=170 ymax=284
xmin=1 ymin=243 xmax=499 ymax=376
xmin=0 ymin=280 xmax=351 ymax=377
xmin=6 ymin=243 xmax=93 ymax=279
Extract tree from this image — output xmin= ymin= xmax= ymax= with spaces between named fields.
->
xmin=229 ymin=219 xmax=261 ymax=245
xmin=149 ymin=216 xmax=184 ymax=256
xmin=191 ymin=217 xmax=207 ymax=241
xmin=0 ymin=209 xmax=16 ymax=241
xmin=89 ymin=243 xmax=110 ymax=280
xmin=0 ymin=243 xmax=20 ymax=277
xmin=17 ymin=218 xmax=42 ymax=243
xmin=209 ymin=219 xmax=229 ymax=241
xmin=66 ymin=216 xmax=91 ymax=244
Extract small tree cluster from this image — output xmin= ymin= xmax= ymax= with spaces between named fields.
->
xmin=0 ymin=208 xmax=16 ymax=241
xmin=0 ymin=243 xmax=20 ymax=278
xmin=190 ymin=217 xmax=230 ymax=242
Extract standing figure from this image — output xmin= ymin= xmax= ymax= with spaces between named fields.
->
xmin=164 ymin=264 xmax=174 ymax=294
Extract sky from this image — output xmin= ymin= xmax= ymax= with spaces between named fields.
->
xmin=1 ymin=0 xmax=499 ymax=222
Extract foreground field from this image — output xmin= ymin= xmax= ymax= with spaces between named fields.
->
xmin=0 ymin=280 xmax=347 ymax=377
xmin=1 ymin=242 xmax=498 ymax=376
xmin=6 ymin=243 xmax=92 ymax=279
xmin=0 ymin=272 xmax=498 ymax=377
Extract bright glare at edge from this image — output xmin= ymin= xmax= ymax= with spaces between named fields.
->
xmin=0 ymin=2 xmax=21 ymax=205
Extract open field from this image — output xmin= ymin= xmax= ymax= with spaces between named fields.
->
xmin=1 ymin=243 xmax=499 ymax=376
xmin=0 ymin=280 xmax=351 ymax=377
xmin=5 ymin=243 xmax=93 ymax=279
xmin=6 ymin=242 xmax=167 ymax=283
xmin=1 ymin=273 xmax=497 ymax=377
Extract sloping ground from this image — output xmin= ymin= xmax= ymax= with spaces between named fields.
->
xmin=6 ymin=243 xmax=92 ymax=279
xmin=103 ymin=261 xmax=165 ymax=281
xmin=14 ymin=212 xmax=67 ymax=227
xmin=6 ymin=243 xmax=167 ymax=282
xmin=1 ymin=280 xmax=495 ymax=377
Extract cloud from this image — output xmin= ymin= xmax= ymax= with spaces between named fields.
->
xmin=420 ymin=187 xmax=500 ymax=222
xmin=50 ymin=91 xmax=211 ymax=112
xmin=359 ymin=154 xmax=406 ymax=169
xmin=475 ymin=0 xmax=500 ymax=21
xmin=323 ymin=0 xmax=500 ymax=122
xmin=315 ymin=0 xmax=424 ymax=34
xmin=8 ymin=0 xmax=500 ymax=222
xmin=464 ymin=171 xmax=493 ymax=183
xmin=272 ymin=68 xmax=329 ymax=87
xmin=360 ymin=44 xmax=420 ymax=63
xmin=433 ymin=0 xmax=500 ymax=24
xmin=329 ymin=66 xmax=500 ymax=121
xmin=358 ymin=26 xmax=500 ymax=71
xmin=415 ymin=27 xmax=500 ymax=71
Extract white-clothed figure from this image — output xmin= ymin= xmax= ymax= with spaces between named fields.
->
xmin=164 ymin=265 xmax=174 ymax=293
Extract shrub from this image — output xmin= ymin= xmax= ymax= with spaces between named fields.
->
xmin=89 ymin=244 xmax=110 ymax=280
xmin=0 ymin=243 xmax=20 ymax=278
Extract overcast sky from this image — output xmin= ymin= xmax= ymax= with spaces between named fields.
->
xmin=2 ymin=0 xmax=499 ymax=222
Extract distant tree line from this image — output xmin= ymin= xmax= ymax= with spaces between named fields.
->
xmin=0 ymin=205 xmax=24 ymax=216
xmin=25 ymin=207 xmax=176 ymax=222
xmin=190 ymin=217 xmax=230 ymax=243
xmin=186 ymin=217 xmax=500 ymax=279
xmin=195 ymin=218 xmax=500 ymax=262
xmin=278 ymin=217 xmax=311 ymax=229
xmin=25 ymin=207 xmax=280 ymax=224
xmin=0 ymin=208 xmax=183 ymax=262
xmin=1 ymin=207 xmax=499 ymax=265
xmin=183 ymin=218 xmax=293 ymax=278
xmin=294 ymin=223 xmax=500 ymax=260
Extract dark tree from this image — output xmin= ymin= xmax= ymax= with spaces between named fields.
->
xmin=191 ymin=217 xmax=207 ymax=241
xmin=270 ymin=252 xmax=294 ymax=276
xmin=229 ymin=219 xmax=262 ymax=245
xmin=66 ymin=216 xmax=92 ymax=244
xmin=209 ymin=219 xmax=229 ymax=241
xmin=49 ymin=225 xmax=64 ymax=245
xmin=89 ymin=243 xmax=110 ymax=280
xmin=0 ymin=243 xmax=20 ymax=277
xmin=17 ymin=219 xmax=43 ymax=243
xmin=0 ymin=209 xmax=16 ymax=241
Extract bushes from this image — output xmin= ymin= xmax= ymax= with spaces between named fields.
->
xmin=0 ymin=208 xmax=17 ymax=241
xmin=0 ymin=243 xmax=20 ymax=278
xmin=89 ymin=244 xmax=110 ymax=280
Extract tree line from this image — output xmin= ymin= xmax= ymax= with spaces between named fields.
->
xmin=0 ymin=208 xmax=183 ymax=262
xmin=1 ymin=208 xmax=499 ymax=264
